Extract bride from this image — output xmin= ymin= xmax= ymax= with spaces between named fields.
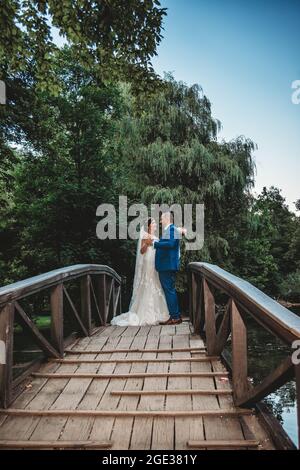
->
xmin=111 ymin=218 xmax=170 ymax=326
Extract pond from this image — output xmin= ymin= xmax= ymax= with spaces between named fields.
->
xmin=236 ymin=307 xmax=300 ymax=446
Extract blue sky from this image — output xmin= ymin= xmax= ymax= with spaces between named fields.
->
xmin=52 ymin=0 xmax=299 ymax=210
xmin=152 ymin=0 xmax=300 ymax=210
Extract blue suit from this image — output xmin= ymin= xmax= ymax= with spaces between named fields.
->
xmin=154 ymin=224 xmax=180 ymax=319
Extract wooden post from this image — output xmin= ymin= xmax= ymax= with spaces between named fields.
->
xmin=295 ymin=363 xmax=300 ymax=449
xmin=0 ymin=303 xmax=14 ymax=408
xmin=203 ymin=279 xmax=216 ymax=355
xmin=50 ymin=284 xmax=64 ymax=357
xmin=188 ymin=271 xmax=195 ymax=326
xmin=81 ymin=275 xmax=92 ymax=335
xmin=231 ymin=299 xmax=249 ymax=403
xmin=97 ymin=274 xmax=107 ymax=326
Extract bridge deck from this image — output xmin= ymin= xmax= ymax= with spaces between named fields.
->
xmin=0 ymin=322 xmax=275 ymax=449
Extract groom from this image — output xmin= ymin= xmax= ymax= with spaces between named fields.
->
xmin=148 ymin=211 xmax=182 ymax=325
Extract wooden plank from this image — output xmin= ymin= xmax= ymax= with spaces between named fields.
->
xmin=15 ymin=302 xmax=60 ymax=359
xmin=111 ymin=332 xmax=148 ymax=449
xmin=89 ymin=334 xmax=137 ymax=447
xmin=50 ymin=284 xmax=64 ymax=356
xmin=0 ymin=303 xmax=14 ymax=408
xmin=131 ymin=333 xmax=161 ymax=449
xmin=63 ymin=286 xmax=89 ymax=337
xmin=210 ymin=360 xmax=247 ymax=448
xmin=31 ymin=371 xmax=229 ymax=379
xmin=50 ymin=357 xmax=218 ymax=364
xmin=145 ymin=334 xmax=173 ymax=450
xmin=231 ymin=300 xmax=249 ymax=402
xmin=0 ymin=357 xmax=80 ymax=440
xmin=168 ymin=335 xmax=192 ymax=451
xmin=60 ymin=334 xmax=125 ymax=444
xmin=65 ymin=347 xmax=206 ymax=354
xmin=187 ymin=439 xmax=259 ymax=449
xmin=81 ymin=275 xmax=92 ymax=335
xmin=110 ymin=389 xmax=232 ymax=396
xmin=0 ymin=440 xmax=112 ymax=449
xmin=28 ymin=341 xmax=98 ymax=442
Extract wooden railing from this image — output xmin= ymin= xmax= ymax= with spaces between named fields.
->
xmin=0 ymin=264 xmax=122 ymax=408
xmin=188 ymin=262 xmax=300 ymax=449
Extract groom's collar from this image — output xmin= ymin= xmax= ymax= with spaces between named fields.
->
xmin=163 ymin=223 xmax=172 ymax=231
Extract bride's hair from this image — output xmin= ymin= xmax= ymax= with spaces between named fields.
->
xmin=144 ymin=217 xmax=155 ymax=231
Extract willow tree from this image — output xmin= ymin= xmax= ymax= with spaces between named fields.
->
xmin=114 ymin=75 xmax=256 ymax=291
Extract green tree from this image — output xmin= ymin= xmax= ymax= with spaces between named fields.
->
xmin=0 ymin=0 xmax=166 ymax=91
xmin=0 ymin=47 xmax=127 ymax=283
xmin=113 ymin=75 xmax=256 ymax=293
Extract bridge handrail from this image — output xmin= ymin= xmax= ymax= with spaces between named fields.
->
xmin=0 ymin=264 xmax=122 ymax=408
xmin=189 ymin=262 xmax=300 ymax=343
xmin=0 ymin=264 xmax=121 ymax=306
xmin=188 ymin=261 xmax=300 ymax=449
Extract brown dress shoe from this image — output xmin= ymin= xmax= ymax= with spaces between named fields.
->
xmin=159 ymin=317 xmax=182 ymax=325
xmin=159 ymin=317 xmax=172 ymax=325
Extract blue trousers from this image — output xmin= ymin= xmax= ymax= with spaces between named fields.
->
xmin=159 ymin=271 xmax=180 ymax=319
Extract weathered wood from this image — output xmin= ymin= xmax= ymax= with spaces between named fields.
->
xmin=236 ymin=356 xmax=294 ymax=407
xmin=106 ymin=278 xmax=114 ymax=322
xmin=50 ymin=284 xmax=64 ymax=356
xmin=0 ymin=440 xmax=112 ymax=449
xmin=65 ymin=346 xmax=206 ymax=354
xmin=0 ymin=265 xmax=121 ymax=307
xmin=112 ymin=285 xmax=121 ymax=319
xmin=15 ymin=302 xmax=60 ymax=359
xmin=0 ymin=303 xmax=14 ymax=408
xmin=90 ymin=279 xmax=102 ymax=326
xmin=187 ymin=439 xmax=259 ymax=448
xmin=81 ymin=275 xmax=92 ymax=335
xmin=31 ymin=371 xmax=229 ymax=379
xmin=63 ymin=286 xmax=88 ymax=337
xmin=110 ymin=389 xmax=232 ymax=396
xmin=214 ymin=300 xmax=231 ymax=355
xmin=97 ymin=274 xmax=107 ymax=325
xmin=189 ymin=262 xmax=300 ymax=344
xmin=50 ymin=356 xmax=219 ymax=364
xmin=231 ymin=299 xmax=249 ymax=402
xmin=203 ymin=279 xmax=217 ymax=355
xmin=0 ymin=408 xmax=253 ymax=417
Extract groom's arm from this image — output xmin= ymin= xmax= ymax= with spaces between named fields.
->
xmin=153 ymin=226 xmax=180 ymax=250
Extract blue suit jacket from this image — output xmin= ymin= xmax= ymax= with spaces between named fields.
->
xmin=154 ymin=224 xmax=180 ymax=272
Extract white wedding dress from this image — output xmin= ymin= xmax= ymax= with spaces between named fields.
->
xmin=111 ymin=229 xmax=169 ymax=326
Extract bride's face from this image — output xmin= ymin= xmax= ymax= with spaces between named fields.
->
xmin=149 ymin=221 xmax=157 ymax=234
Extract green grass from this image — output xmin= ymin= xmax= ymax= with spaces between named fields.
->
xmin=14 ymin=315 xmax=51 ymax=333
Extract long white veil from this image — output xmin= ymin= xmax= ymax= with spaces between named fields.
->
xmin=129 ymin=226 xmax=145 ymax=310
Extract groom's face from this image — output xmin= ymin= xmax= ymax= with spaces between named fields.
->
xmin=161 ymin=213 xmax=170 ymax=228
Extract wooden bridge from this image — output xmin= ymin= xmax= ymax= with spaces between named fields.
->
xmin=0 ymin=263 xmax=299 ymax=450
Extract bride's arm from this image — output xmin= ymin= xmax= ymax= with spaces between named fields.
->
xmin=140 ymin=238 xmax=148 ymax=255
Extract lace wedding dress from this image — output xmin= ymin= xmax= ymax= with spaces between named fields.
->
xmin=111 ymin=229 xmax=169 ymax=326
